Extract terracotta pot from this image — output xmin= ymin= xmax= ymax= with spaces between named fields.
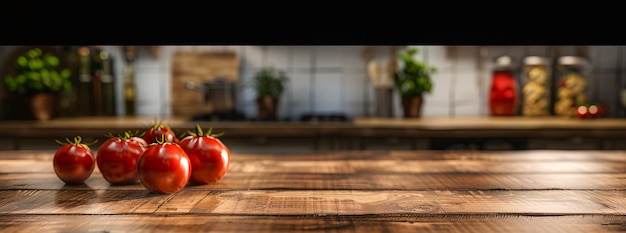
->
xmin=401 ymin=96 xmax=423 ymax=118
xmin=30 ymin=93 xmax=56 ymax=121
xmin=256 ymin=95 xmax=279 ymax=120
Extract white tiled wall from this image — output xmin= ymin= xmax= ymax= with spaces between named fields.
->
xmin=94 ymin=45 xmax=626 ymax=119
xmin=3 ymin=45 xmax=623 ymax=119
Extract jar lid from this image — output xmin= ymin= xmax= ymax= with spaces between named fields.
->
xmin=558 ymin=56 xmax=588 ymax=66
xmin=494 ymin=55 xmax=513 ymax=67
xmin=523 ymin=56 xmax=550 ymax=66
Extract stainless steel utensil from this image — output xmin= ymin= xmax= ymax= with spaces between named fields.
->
xmin=184 ymin=77 xmax=237 ymax=115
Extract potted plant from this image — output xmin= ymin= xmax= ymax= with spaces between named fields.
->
xmin=1 ymin=46 xmax=72 ymax=120
xmin=252 ymin=67 xmax=288 ymax=120
xmin=393 ymin=47 xmax=437 ymax=118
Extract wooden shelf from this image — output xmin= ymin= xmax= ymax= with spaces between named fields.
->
xmin=0 ymin=116 xmax=625 ymax=151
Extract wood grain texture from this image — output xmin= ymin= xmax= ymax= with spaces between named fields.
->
xmin=2 ymin=150 xmax=626 ymax=232
xmin=3 ymin=173 xmax=626 ymax=191
xmin=2 ymin=215 xmax=625 ymax=233
xmin=5 ymin=149 xmax=626 ymax=162
xmin=3 ymin=158 xmax=625 ymax=175
xmin=2 ymin=189 xmax=626 ymax=215
xmin=171 ymin=51 xmax=239 ymax=118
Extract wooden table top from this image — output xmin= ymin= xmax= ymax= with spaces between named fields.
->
xmin=2 ymin=149 xmax=626 ymax=232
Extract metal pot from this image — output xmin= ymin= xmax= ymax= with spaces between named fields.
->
xmin=184 ymin=77 xmax=237 ymax=114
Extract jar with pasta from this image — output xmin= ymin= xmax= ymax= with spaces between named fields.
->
xmin=554 ymin=56 xmax=590 ymax=117
xmin=521 ymin=56 xmax=552 ymax=116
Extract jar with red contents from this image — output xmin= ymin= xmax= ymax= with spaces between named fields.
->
xmin=489 ymin=55 xmax=518 ymax=116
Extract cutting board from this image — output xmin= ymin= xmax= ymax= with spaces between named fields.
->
xmin=171 ymin=51 xmax=239 ymax=118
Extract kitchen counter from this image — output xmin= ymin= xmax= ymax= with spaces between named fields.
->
xmin=2 ymin=149 xmax=626 ymax=232
xmin=0 ymin=116 xmax=625 ymax=151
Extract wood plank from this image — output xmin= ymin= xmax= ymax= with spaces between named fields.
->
xmin=3 ymin=159 xmax=626 ymax=174
xmin=229 ymin=160 xmax=626 ymax=174
xmin=228 ymin=150 xmax=626 ymax=162
xmin=388 ymin=150 xmax=626 ymax=162
xmin=4 ymin=116 xmax=626 ymax=132
xmin=0 ymin=189 xmax=164 ymax=214
xmin=1 ymin=116 xmax=626 ymax=142
xmin=167 ymin=190 xmax=626 ymax=215
xmin=2 ymin=190 xmax=626 ymax=215
xmin=3 ymin=150 xmax=626 ymax=162
xmin=3 ymin=172 xmax=626 ymax=191
xmin=1 ymin=214 xmax=625 ymax=233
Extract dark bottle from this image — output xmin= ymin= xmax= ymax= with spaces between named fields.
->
xmin=100 ymin=50 xmax=117 ymax=116
xmin=123 ymin=61 xmax=136 ymax=116
xmin=76 ymin=46 xmax=94 ymax=116
xmin=91 ymin=46 xmax=104 ymax=116
xmin=122 ymin=46 xmax=137 ymax=116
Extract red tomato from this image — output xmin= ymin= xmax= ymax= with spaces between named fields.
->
xmin=587 ymin=104 xmax=599 ymax=118
xmin=179 ymin=125 xmax=231 ymax=185
xmin=96 ymin=131 xmax=148 ymax=185
xmin=137 ymin=140 xmax=191 ymax=194
xmin=128 ymin=134 xmax=149 ymax=147
xmin=598 ymin=104 xmax=610 ymax=117
xmin=576 ymin=105 xmax=589 ymax=119
xmin=53 ymin=136 xmax=96 ymax=185
xmin=143 ymin=121 xmax=180 ymax=144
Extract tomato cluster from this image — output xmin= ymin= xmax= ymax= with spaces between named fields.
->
xmin=52 ymin=121 xmax=231 ymax=195
xmin=575 ymin=103 xmax=610 ymax=119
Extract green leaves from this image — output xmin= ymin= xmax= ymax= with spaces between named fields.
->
xmin=44 ymin=53 xmax=60 ymax=68
xmin=2 ymin=47 xmax=73 ymax=95
xmin=393 ymin=47 xmax=437 ymax=98
xmin=184 ymin=124 xmax=224 ymax=138
xmin=105 ymin=130 xmax=145 ymax=139
xmin=54 ymin=136 xmax=99 ymax=150
xmin=253 ymin=67 xmax=288 ymax=98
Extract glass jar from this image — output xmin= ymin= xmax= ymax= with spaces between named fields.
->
xmin=520 ymin=56 xmax=552 ymax=116
xmin=489 ymin=55 xmax=518 ymax=116
xmin=554 ymin=56 xmax=590 ymax=117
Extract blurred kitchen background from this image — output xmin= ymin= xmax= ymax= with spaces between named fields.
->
xmin=0 ymin=45 xmax=624 ymax=121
